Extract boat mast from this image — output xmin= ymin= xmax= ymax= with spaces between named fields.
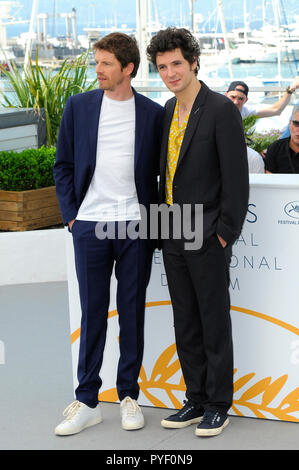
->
xmin=243 ymin=0 xmax=248 ymax=47
xmin=217 ymin=0 xmax=233 ymax=78
xmin=24 ymin=0 xmax=38 ymax=69
xmin=272 ymin=0 xmax=282 ymax=86
xmin=190 ymin=0 xmax=195 ymax=33
xmin=136 ymin=0 xmax=149 ymax=83
xmin=262 ymin=0 xmax=266 ymax=48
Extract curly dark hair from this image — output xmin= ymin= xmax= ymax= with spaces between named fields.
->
xmin=146 ymin=27 xmax=201 ymax=75
xmin=93 ymin=32 xmax=140 ymax=78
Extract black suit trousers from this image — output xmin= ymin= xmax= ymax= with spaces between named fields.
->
xmin=162 ymin=234 xmax=233 ymax=414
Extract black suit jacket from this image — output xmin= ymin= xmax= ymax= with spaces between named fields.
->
xmin=159 ymin=81 xmax=249 ymax=247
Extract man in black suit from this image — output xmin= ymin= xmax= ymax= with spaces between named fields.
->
xmin=147 ymin=28 xmax=249 ymax=437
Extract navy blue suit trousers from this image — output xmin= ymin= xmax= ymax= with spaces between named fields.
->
xmin=71 ymin=220 xmax=153 ymax=407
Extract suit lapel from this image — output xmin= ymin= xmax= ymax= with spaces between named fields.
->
xmin=88 ymin=89 xmax=103 ymax=168
xmin=176 ymin=81 xmax=209 ymax=169
xmin=133 ymin=88 xmax=148 ymax=171
xmin=160 ymin=97 xmax=176 ymax=177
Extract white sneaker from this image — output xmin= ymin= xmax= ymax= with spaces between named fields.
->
xmin=55 ymin=400 xmax=102 ymax=436
xmin=120 ymin=396 xmax=144 ymax=430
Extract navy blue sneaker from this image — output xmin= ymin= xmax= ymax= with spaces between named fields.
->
xmin=195 ymin=410 xmax=229 ymax=436
xmin=161 ymin=401 xmax=204 ymax=429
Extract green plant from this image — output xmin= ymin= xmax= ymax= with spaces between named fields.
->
xmin=249 ymin=129 xmax=282 ymax=153
xmin=243 ymin=115 xmax=258 ymax=142
xmin=0 ymin=52 xmax=97 ymax=146
xmin=0 ymin=146 xmax=56 ymax=191
xmin=242 ymin=115 xmax=281 ymax=153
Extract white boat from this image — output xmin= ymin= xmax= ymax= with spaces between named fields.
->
xmin=230 ymin=43 xmax=280 ymax=64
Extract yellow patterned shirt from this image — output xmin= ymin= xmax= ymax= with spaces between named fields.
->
xmin=165 ymin=101 xmax=190 ymax=205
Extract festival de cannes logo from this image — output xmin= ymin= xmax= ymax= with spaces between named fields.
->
xmin=284 ymin=201 xmax=299 ymax=219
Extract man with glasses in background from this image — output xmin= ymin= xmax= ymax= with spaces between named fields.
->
xmin=265 ymin=105 xmax=299 ymax=173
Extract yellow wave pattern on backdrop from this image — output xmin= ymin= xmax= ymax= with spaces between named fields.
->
xmin=70 ymin=301 xmax=299 ymax=422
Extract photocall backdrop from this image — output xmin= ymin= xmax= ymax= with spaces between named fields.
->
xmin=66 ymin=175 xmax=299 ymax=423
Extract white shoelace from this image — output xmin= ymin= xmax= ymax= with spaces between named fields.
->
xmin=62 ymin=400 xmax=81 ymax=420
xmin=121 ymin=397 xmax=140 ymax=416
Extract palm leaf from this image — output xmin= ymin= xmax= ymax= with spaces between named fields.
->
xmin=0 ymin=50 xmax=97 ymax=146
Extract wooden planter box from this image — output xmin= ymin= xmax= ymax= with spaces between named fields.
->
xmin=0 ymin=186 xmax=62 ymax=231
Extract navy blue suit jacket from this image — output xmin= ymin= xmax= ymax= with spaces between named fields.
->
xmin=54 ymin=88 xmax=164 ymax=225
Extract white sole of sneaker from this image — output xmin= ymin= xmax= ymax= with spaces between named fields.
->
xmin=121 ymin=422 xmax=144 ymax=431
xmin=55 ymin=416 xmax=103 ymax=436
xmin=161 ymin=416 xmax=203 ymax=429
xmin=195 ymin=417 xmax=229 ymax=437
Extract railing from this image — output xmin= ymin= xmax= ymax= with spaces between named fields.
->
xmin=0 ymin=79 xmax=298 ymax=110
xmin=134 ymin=85 xmax=296 ymax=93
xmin=0 ymin=76 xmax=297 ymax=95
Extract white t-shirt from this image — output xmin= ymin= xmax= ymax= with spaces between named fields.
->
xmin=76 ymin=94 xmax=141 ymax=222
xmin=247 ymin=146 xmax=265 ymax=173
xmin=241 ymin=105 xmax=258 ymax=119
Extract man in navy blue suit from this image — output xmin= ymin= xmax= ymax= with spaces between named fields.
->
xmin=53 ymin=32 xmax=163 ymax=435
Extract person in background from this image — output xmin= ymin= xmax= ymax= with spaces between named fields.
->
xmin=53 ymin=32 xmax=163 ymax=436
xmin=147 ymin=27 xmax=249 ymax=438
xmin=225 ymin=78 xmax=299 ymax=119
xmin=226 ymin=79 xmax=299 ymax=169
xmin=280 ymin=100 xmax=299 ymax=139
xmin=247 ymin=146 xmax=265 ymax=173
xmin=265 ymin=104 xmax=299 ymax=173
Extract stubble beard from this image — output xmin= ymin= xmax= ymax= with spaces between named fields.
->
xmin=98 ymin=75 xmax=125 ymax=92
